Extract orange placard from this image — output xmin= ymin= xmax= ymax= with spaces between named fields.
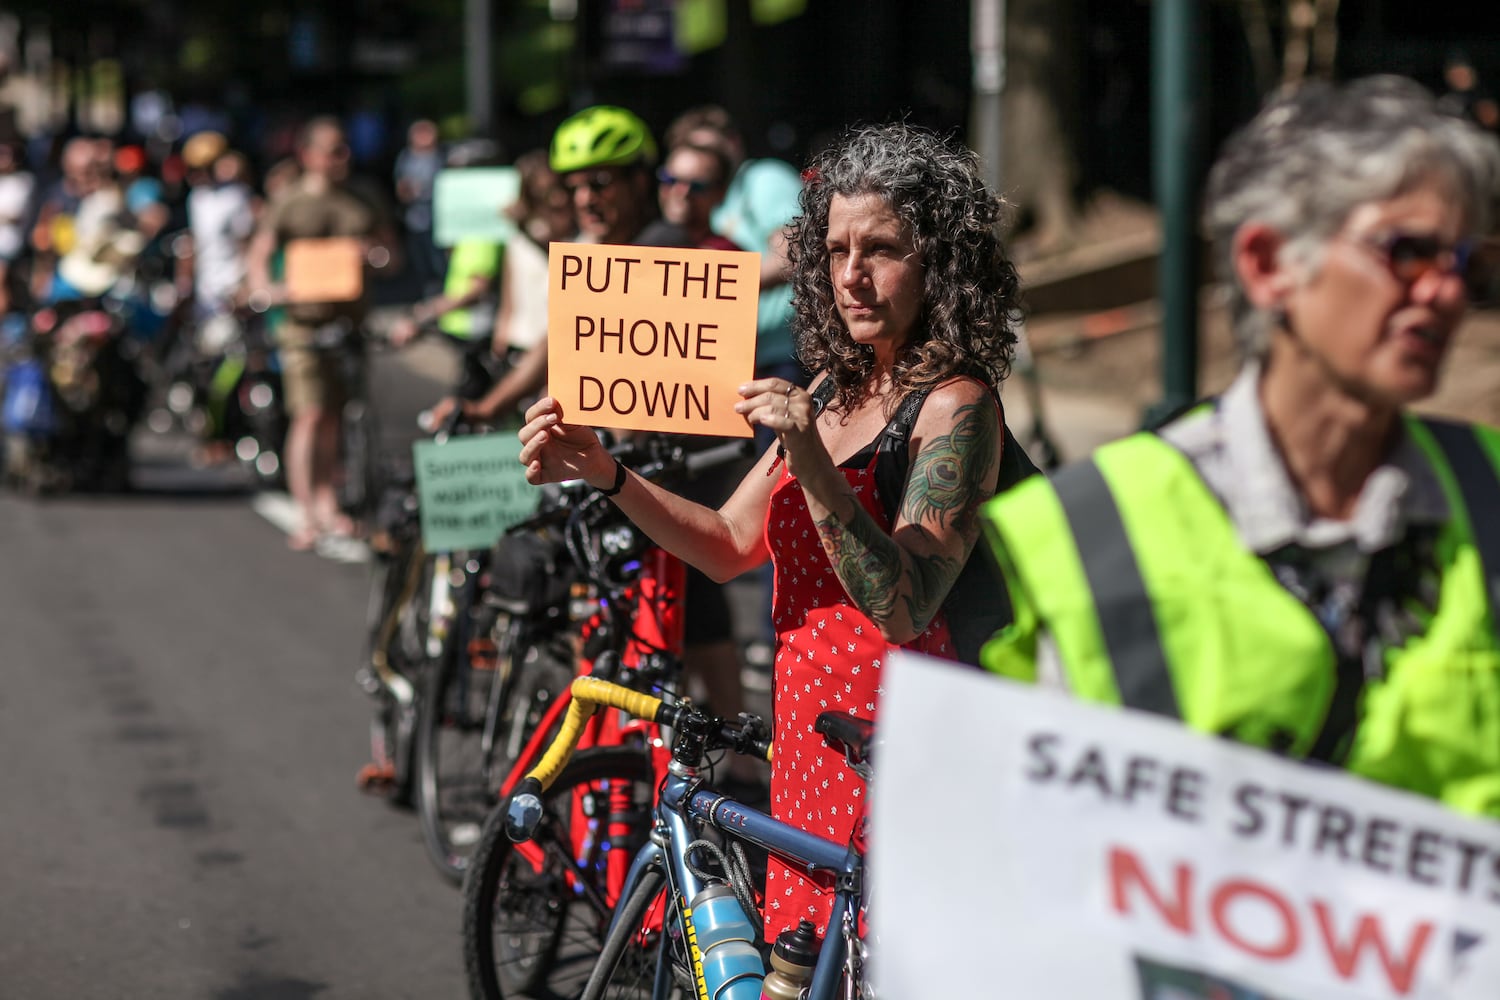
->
xmin=547 ymin=243 xmax=761 ymax=437
xmin=284 ymin=237 xmax=364 ymax=304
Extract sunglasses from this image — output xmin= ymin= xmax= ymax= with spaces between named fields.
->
xmin=657 ymin=169 xmax=715 ymax=195
xmin=563 ymin=170 xmax=620 ymax=196
xmin=1351 ymin=231 xmax=1499 ymax=304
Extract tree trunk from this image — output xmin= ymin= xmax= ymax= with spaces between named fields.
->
xmin=1002 ymin=0 xmax=1081 ymax=252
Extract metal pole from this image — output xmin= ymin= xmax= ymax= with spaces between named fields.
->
xmin=1149 ymin=0 xmax=1203 ymax=423
xmin=970 ymin=0 xmax=1005 ymax=191
xmin=465 ymin=0 xmax=493 ymax=136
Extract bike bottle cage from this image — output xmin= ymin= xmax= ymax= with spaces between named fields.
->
xmin=815 ymin=712 xmax=874 ymax=773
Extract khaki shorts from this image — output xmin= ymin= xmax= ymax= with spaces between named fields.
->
xmin=278 ymin=343 xmax=349 ymax=416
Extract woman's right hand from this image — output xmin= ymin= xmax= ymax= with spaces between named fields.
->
xmin=517 ymin=397 xmax=614 ymax=487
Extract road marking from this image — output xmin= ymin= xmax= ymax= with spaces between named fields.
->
xmin=251 ymin=491 xmax=371 ymax=564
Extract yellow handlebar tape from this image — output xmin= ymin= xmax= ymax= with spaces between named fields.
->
xmin=525 ymin=676 xmax=666 ymax=793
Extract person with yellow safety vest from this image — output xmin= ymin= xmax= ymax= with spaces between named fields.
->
xmin=980 ymin=76 xmax=1500 ymax=818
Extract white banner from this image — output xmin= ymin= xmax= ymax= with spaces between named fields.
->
xmin=871 ymin=652 xmax=1500 ymax=1000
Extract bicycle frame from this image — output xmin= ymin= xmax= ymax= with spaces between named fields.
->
xmin=611 ymin=765 xmax=865 ymax=1000
xmin=492 ymin=543 xmax=685 ymax=899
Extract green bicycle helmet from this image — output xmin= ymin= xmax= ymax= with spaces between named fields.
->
xmin=550 ymin=105 xmax=658 ymax=173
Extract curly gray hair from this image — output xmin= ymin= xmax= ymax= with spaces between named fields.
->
xmin=788 ymin=122 xmax=1021 ymax=412
xmin=1205 ymin=75 xmax=1500 ymax=358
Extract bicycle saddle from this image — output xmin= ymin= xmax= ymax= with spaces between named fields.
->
xmin=815 ymin=712 xmax=875 ymax=776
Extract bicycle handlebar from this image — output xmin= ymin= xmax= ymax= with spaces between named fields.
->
xmin=503 ymin=676 xmax=774 ymax=843
xmin=502 ymin=677 xmax=666 ymax=842
xmin=685 ymin=437 xmax=755 ymax=475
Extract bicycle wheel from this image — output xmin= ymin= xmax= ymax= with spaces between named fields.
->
xmin=360 ymin=537 xmax=430 ymax=809
xmin=462 ymin=746 xmax=656 ymax=1000
xmin=495 ymin=626 xmax=576 ymax=768
xmin=580 ymin=859 xmax=692 ymax=1000
xmin=416 ymin=607 xmax=502 ymax=884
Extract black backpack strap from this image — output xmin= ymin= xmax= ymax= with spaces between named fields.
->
xmin=865 ymin=372 xmax=1040 ymax=665
xmin=873 ymin=387 xmax=933 ymax=524
xmin=874 ymin=373 xmax=1038 ymax=526
xmin=809 ymin=372 xmax=837 ymax=416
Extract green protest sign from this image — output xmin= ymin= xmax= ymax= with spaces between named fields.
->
xmin=433 ymin=167 xmax=520 ymax=247
xmin=412 ymin=433 xmax=537 ymax=552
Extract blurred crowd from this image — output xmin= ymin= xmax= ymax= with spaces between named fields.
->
xmin=0 ymin=99 xmax=804 ymax=707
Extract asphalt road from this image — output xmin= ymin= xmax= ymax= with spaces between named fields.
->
xmin=0 ymin=347 xmax=470 ymax=1000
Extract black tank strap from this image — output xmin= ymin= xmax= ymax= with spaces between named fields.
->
xmin=1419 ymin=418 xmax=1500 ymax=630
xmin=1050 ymin=459 xmax=1180 ymax=718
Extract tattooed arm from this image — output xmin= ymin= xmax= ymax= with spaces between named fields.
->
xmin=803 ymin=377 xmax=1003 ymax=644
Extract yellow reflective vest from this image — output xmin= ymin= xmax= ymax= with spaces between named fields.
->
xmin=980 ymin=416 xmax=1500 ymax=818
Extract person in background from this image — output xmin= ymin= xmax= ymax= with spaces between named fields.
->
xmin=518 ymin=122 xmax=1026 ymax=934
xmin=51 ymin=140 xmax=131 ymax=302
xmin=981 ymin=76 xmax=1500 ymax=819
xmin=393 ymin=118 xmax=445 ymax=297
xmin=657 ymin=141 xmax=740 ymax=252
xmin=388 ymin=140 xmax=507 ymax=403
xmin=28 ymin=137 xmax=96 ymax=302
xmin=186 ymin=138 xmax=254 ymax=321
xmin=1439 ymin=51 xmax=1500 ymax=134
xmin=435 ymin=106 xmax=669 ymax=431
xmin=425 ymin=148 xmax=574 ymax=427
xmin=667 ymin=107 xmax=807 ymax=670
xmin=246 ymin=117 xmax=395 ymax=551
xmin=666 ymin=105 xmax=804 ymax=388
xmin=652 ymin=134 xmax=762 ymax=780
xmin=0 ymin=141 xmax=35 ymax=314
xmin=180 ymin=144 xmax=257 ymax=464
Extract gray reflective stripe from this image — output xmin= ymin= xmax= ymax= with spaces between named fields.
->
xmin=1421 ymin=419 xmax=1500 ymax=628
xmin=1051 ymin=459 xmax=1181 ymax=718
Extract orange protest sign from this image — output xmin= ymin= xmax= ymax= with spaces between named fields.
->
xmin=284 ymin=237 xmax=364 ymax=304
xmin=547 ymin=243 xmax=760 ymax=437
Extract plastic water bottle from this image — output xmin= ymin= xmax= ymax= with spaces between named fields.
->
xmin=687 ymin=883 xmax=765 ymax=999
xmin=760 ymin=919 xmax=820 ymax=1000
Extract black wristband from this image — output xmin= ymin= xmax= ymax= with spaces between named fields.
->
xmin=598 ymin=458 xmax=628 ymax=498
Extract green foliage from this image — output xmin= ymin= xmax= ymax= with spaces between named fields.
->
xmin=498 ymin=16 xmax=573 ymax=116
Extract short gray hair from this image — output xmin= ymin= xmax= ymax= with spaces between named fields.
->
xmin=1204 ymin=75 xmax=1500 ymax=357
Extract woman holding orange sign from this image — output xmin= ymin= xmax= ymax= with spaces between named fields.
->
xmin=517 ymin=121 xmax=1036 ymax=937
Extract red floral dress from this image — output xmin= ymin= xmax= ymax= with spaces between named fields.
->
xmin=761 ymin=443 xmax=956 ymax=940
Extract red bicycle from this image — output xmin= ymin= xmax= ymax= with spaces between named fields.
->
xmin=461 ymin=436 xmax=750 ymax=1000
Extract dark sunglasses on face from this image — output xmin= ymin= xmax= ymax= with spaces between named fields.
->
xmin=563 ymin=170 xmax=620 ymax=196
xmin=657 ymin=168 xmax=715 ymax=195
xmin=1356 ymin=231 xmax=1499 ymax=303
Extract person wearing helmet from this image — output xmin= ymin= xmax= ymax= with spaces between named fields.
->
xmin=428 ymin=106 xmax=669 ymax=427
xmin=553 ymin=105 xmax=758 ymax=785
xmin=550 ymin=105 xmax=668 ymax=246
xmin=417 ymin=106 xmax=672 ymax=432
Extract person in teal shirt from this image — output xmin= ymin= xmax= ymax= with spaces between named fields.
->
xmin=666 ymin=106 xmax=804 ymax=387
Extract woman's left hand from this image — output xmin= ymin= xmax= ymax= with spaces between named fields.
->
xmin=734 ymin=379 xmax=830 ymax=481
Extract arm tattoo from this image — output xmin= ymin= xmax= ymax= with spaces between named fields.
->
xmin=900 ymin=400 xmax=1000 ymax=541
xmin=815 ymin=497 xmax=902 ymax=624
xmin=814 ymin=497 xmax=962 ymax=634
xmin=811 ymin=398 xmax=997 ymax=636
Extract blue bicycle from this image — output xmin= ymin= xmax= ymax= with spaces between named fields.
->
xmin=504 ymin=676 xmax=875 ymax=1000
